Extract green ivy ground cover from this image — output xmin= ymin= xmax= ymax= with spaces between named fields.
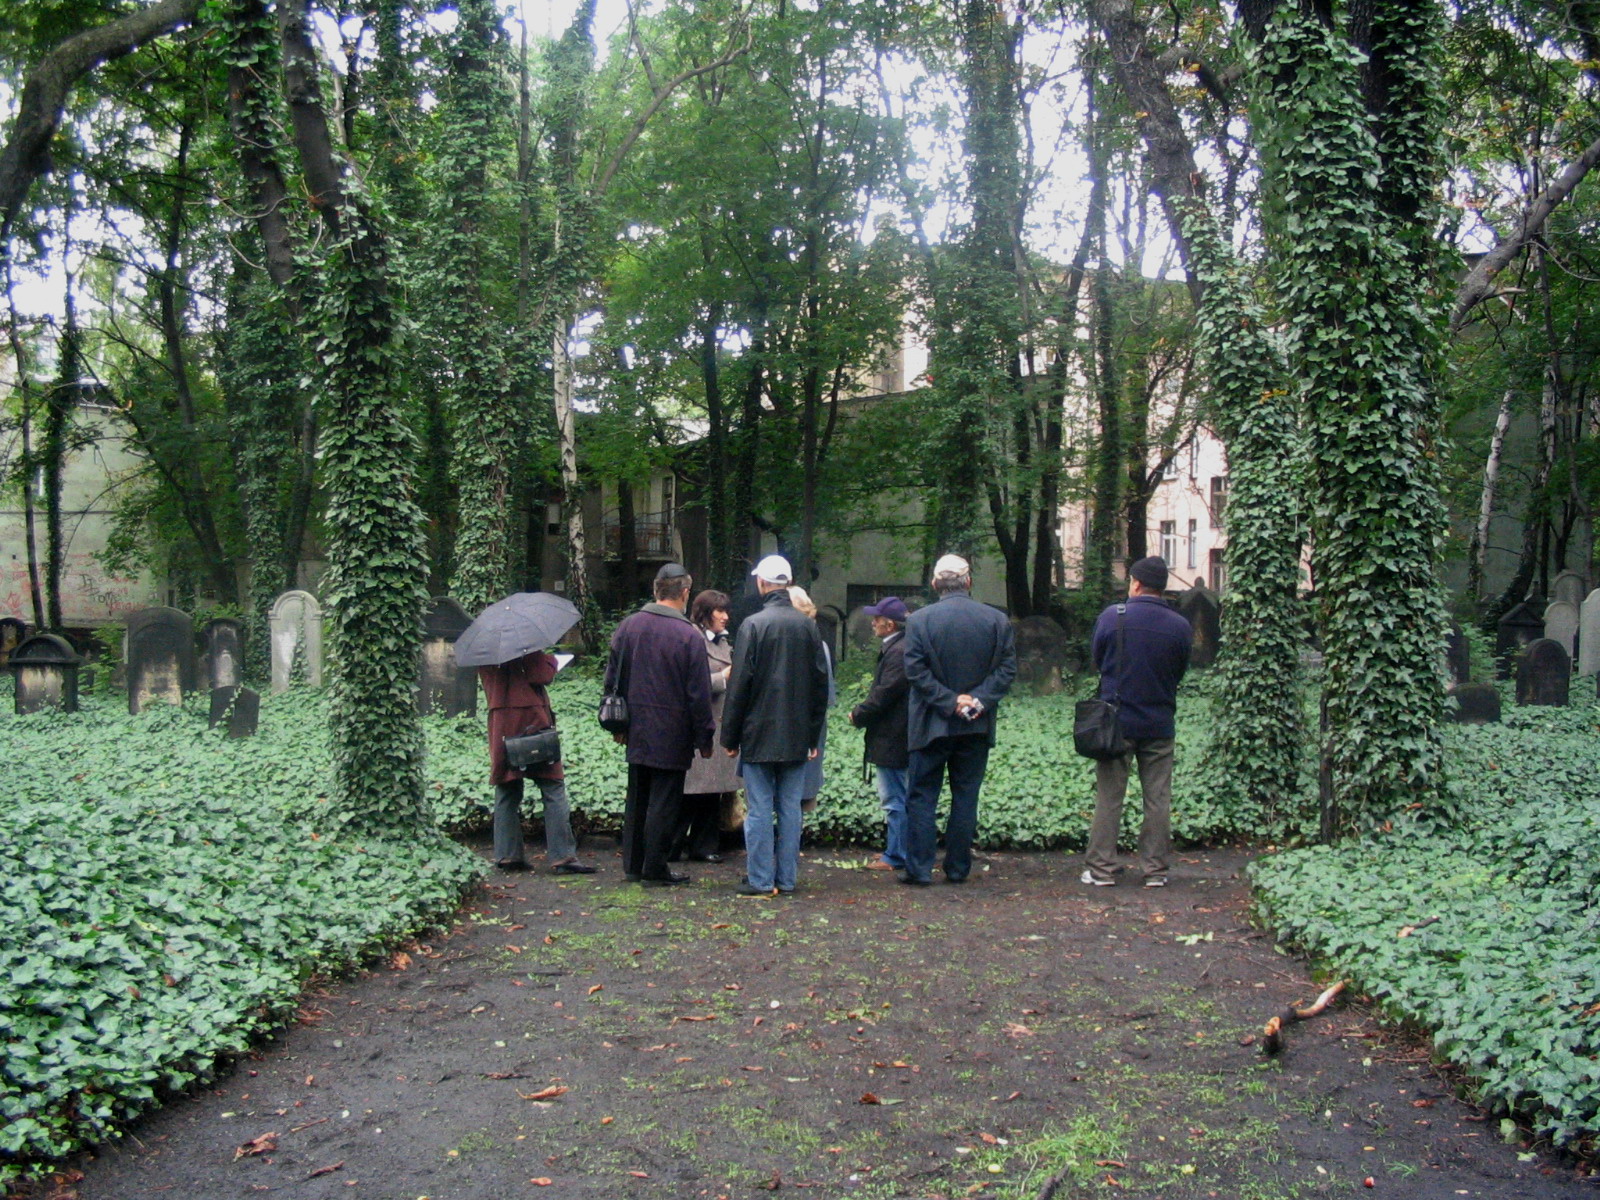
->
xmin=0 ymin=689 xmax=484 ymax=1176
xmin=1250 ymin=703 xmax=1600 ymax=1150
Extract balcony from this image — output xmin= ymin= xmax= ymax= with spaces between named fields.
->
xmin=602 ymin=510 xmax=675 ymax=561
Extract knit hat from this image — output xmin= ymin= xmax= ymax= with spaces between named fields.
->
xmin=1128 ymin=556 xmax=1169 ymax=591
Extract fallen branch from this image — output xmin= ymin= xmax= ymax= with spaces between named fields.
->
xmin=1262 ymin=980 xmax=1348 ymax=1056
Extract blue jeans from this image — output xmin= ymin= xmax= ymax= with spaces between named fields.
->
xmin=493 ymin=778 xmax=578 ymax=865
xmin=741 ymin=760 xmax=806 ymax=891
xmin=904 ymin=736 xmax=990 ymax=882
xmin=875 ymin=766 xmax=908 ymax=868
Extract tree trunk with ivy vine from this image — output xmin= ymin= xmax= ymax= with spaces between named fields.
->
xmin=1256 ymin=0 xmax=1447 ymax=828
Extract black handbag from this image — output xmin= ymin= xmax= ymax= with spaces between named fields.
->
xmin=504 ymin=726 xmax=561 ymax=771
xmin=598 ymin=636 xmax=631 ymax=733
xmin=1073 ymin=604 xmax=1129 ymax=760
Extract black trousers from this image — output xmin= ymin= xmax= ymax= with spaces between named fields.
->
xmin=623 ymin=764 xmax=686 ymax=881
xmin=673 ymin=792 xmax=723 ymax=859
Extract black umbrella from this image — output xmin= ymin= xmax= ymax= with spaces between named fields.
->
xmin=453 ymin=592 xmax=582 ymax=667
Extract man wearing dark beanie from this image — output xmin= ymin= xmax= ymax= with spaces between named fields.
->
xmin=1083 ymin=555 xmax=1192 ymax=888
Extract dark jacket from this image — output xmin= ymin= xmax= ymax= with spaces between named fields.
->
xmin=480 ymin=652 xmax=563 ymax=786
xmin=851 ymin=631 xmax=909 ymax=769
xmin=607 ymin=604 xmax=716 ymax=771
xmin=903 ymin=591 xmax=1018 ymax=752
xmin=721 ymin=590 xmax=829 ymax=763
xmin=1091 ymin=594 xmax=1191 ymax=741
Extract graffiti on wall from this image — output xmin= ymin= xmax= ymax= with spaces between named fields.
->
xmin=0 ymin=556 xmax=152 ymax=624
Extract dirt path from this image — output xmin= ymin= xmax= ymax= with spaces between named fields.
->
xmin=65 ymin=845 xmax=1588 ymax=1200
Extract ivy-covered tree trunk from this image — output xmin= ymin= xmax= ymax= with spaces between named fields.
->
xmin=1256 ymin=1 xmax=1447 ymax=827
xmin=1179 ymin=199 xmax=1305 ymax=822
xmin=425 ymin=0 xmax=517 ymax=616
xmin=43 ymin=272 xmax=80 ymax=631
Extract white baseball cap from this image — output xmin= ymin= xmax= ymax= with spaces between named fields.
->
xmin=751 ymin=554 xmax=793 ymax=584
xmin=932 ymin=553 xmax=970 ymax=578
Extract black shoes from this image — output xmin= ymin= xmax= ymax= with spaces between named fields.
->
xmin=494 ymin=859 xmax=530 ymax=872
xmin=688 ymin=852 xmax=725 ymax=864
xmin=641 ymin=872 xmax=691 ymax=887
xmin=553 ymin=861 xmax=597 ymax=875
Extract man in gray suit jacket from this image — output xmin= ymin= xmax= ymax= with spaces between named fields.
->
xmin=900 ymin=555 xmax=1017 ymax=885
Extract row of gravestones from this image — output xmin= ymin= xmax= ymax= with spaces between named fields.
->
xmin=5 ymin=591 xmax=483 ymax=726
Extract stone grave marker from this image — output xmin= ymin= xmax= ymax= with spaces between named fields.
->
xmin=418 ymin=597 xmax=476 ymax=717
xmin=269 ymin=590 xmax=323 ymax=692
xmin=1552 ymin=570 xmax=1586 ymax=606
xmin=208 ymin=684 xmax=260 ymax=738
xmin=1444 ymin=621 xmax=1471 ymax=685
xmin=1515 ymin=638 xmax=1570 ymax=706
xmin=126 ymin=607 xmax=195 ymax=714
xmin=1012 ymin=615 xmax=1071 ymax=694
xmin=1579 ymin=589 xmax=1600 ymax=678
xmin=1494 ymin=600 xmax=1545 ymax=677
xmin=0 ymin=617 xmax=26 ymax=668
xmin=1448 ymin=681 xmax=1500 ymax=725
xmin=846 ymin=606 xmax=876 ymax=651
xmin=9 ymin=633 xmax=81 ymax=714
xmin=202 ymin=618 xmax=245 ymax=690
xmin=1544 ymin=599 xmax=1579 ymax=659
xmin=1174 ymin=586 xmax=1222 ymax=669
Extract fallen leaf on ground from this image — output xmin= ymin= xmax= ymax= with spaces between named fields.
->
xmin=980 ymin=1133 xmax=998 ymax=1144
xmin=306 ymin=1162 xmax=344 ymax=1179
xmin=518 ymin=1086 xmax=570 ymax=1101
xmin=1003 ymin=1022 xmax=1033 ymax=1037
xmin=588 ymin=984 xmax=603 ymax=995
xmin=674 ymin=1014 xmax=716 ymax=1023
xmin=1094 ymin=1159 xmax=1126 ymax=1168
xmin=391 ymin=952 xmax=411 ymax=970
xmin=531 ymin=1179 xmax=552 ymax=1186
xmin=234 ymin=1132 xmax=278 ymax=1160
xmin=506 ymin=923 xmax=525 ymax=931
xmin=482 ymin=1072 xmax=527 ymax=1080
xmin=859 ymin=1093 xmax=881 ymax=1105
xmin=629 ymin=1170 xmax=650 ymax=1178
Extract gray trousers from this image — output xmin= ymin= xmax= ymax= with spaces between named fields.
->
xmin=1086 ymin=737 xmax=1174 ymax=881
xmin=493 ymin=778 xmax=578 ymax=865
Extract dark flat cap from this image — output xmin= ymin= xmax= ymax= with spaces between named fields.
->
xmin=655 ymin=562 xmax=691 ymax=581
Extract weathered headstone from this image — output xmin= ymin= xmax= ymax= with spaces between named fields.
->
xmin=0 ymin=617 xmax=26 ymax=668
xmin=268 ymin=590 xmax=323 ymax=693
xmin=418 ymin=597 xmax=476 ymax=717
xmin=1515 ymin=638 xmax=1570 ymax=706
xmin=1448 ymin=681 xmax=1500 ymax=725
xmin=125 ymin=606 xmax=195 ymax=714
xmin=1444 ymin=622 xmax=1471 ymax=685
xmin=1012 ymin=615 xmax=1071 ymax=694
xmin=1174 ymin=586 xmax=1222 ymax=669
xmin=9 ymin=633 xmax=81 ymax=714
xmin=1552 ymin=570 xmax=1586 ymax=607
xmin=846 ymin=606 xmax=876 ymax=650
xmin=1543 ymin=599 xmax=1579 ymax=659
xmin=1579 ymin=589 xmax=1600 ymax=678
xmin=816 ymin=606 xmax=843 ymax=662
xmin=1495 ymin=601 xmax=1545 ymax=678
xmin=202 ymin=618 xmax=245 ymax=690
xmin=208 ymin=684 xmax=260 ymax=738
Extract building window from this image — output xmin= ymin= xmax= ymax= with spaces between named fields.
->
xmin=1209 ymin=476 xmax=1228 ymax=529
xmin=1188 ymin=439 xmax=1198 ymax=479
xmin=1160 ymin=452 xmax=1178 ymax=481
xmin=1159 ymin=520 xmax=1178 ymax=566
xmin=1186 ymin=519 xmax=1197 ymax=570
xmin=1210 ymin=548 xmax=1227 ymax=595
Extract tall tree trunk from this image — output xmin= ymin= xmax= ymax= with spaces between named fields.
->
xmin=616 ymin=476 xmax=638 ymax=604
xmin=6 ymin=288 xmax=47 ymax=629
xmin=700 ymin=299 xmax=732 ymax=589
xmin=552 ymin=316 xmax=593 ymax=629
xmin=1466 ymin=388 xmax=1514 ymax=605
xmin=43 ymin=240 xmax=79 ymax=631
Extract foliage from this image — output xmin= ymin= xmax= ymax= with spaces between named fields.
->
xmin=0 ymin=691 xmax=483 ymax=1176
xmin=1254 ymin=3 xmax=1449 ymax=829
xmin=1251 ymin=703 xmax=1600 ymax=1149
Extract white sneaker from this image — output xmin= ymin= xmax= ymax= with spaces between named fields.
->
xmin=1080 ymin=869 xmax=1115 ymax=887
xmin=1144 ymin=876 xmax=1167 ymax=888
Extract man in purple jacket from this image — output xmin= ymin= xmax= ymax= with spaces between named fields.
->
xmin=1083 ymin=556 xmax=1191 ymax=889
xmin=607 ymin=563 xmax=716 ymax=886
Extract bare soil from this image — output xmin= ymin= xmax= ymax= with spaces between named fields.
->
xmin=58 ymin=843 xmax=1595 ymax=1200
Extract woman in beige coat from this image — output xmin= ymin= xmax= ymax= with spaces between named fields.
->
xmin=673 ymin=590 xmax=740 ymax=861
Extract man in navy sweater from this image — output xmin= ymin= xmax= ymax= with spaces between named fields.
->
xmin=1083 ymin=556 xmax=1192 ymax=888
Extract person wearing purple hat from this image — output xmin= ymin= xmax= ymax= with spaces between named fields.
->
xmin=1082 ymin=555 xmax=1191 ymax=889
xmin=849 ymin=596 xmax=911 ymax=871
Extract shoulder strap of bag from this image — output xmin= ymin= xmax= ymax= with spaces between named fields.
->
xmin=1107 ymin=603 xmax=1127 ymax=705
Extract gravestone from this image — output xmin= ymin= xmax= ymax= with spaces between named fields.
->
xmin=1495 ymin=601 xmax=1545 ymax=677
xmin=1579 ymin=589 xmax=1600 ymax=678
xmin=1543 ymin=599 xmax=1579 ymax=659
xmin=0 ymin=617 xmax=26 ymax=668
xmin=9 ymin=633 xmax=81 ymax=714
xmin=846 ymin=606 xmax=876 ymax=651
xmin=418 ymin=597 xmax=476 ymax=717
xmin=1174 ymin=586 xmax=1222 ymax=669
xmin=125 ymin=607 xmax=195 ymax=714
xmin=1012 ymin=615 xmax=1071 ymax=694
xmin=816 ymin=606 xmax=844 ymax=662
xmin=1552 ymin=570 xmax=1586 ymax=607
xmin=208 ymin=684 xmax=260 ymax=738
xmin=202 ymin=618 xmax=245 ymax=690
xmin=1448 ymin=681 xmax=1500 ymax=725
xmin=268 ymin=590 xmax=323 ymax=693
xmin=1515 ymin=638 xmax=1570 ymax=706
xmin=1444 ymin=622 xmax=1471 ymax=685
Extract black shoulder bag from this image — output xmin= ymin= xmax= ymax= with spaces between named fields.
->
xmin=598 ymin=634 xmax=631 ymax=733
xmin=504 ymin=725 xmax=561 ymax=771
xmin=1073 ymin=604 xmax=1130 ymax=760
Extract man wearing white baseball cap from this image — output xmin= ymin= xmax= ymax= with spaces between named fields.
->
xmin=720 ymin=554 xmax=830 ymax=896
xmin=900 ymin=553 xmax=1017 ymax=885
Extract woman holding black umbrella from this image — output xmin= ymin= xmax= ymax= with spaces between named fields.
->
xmin=481 ymin=651 xmax=597 ymax=874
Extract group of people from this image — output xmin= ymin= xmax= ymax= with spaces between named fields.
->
xmin=481 ymin=550 xmax=1191 ymax=895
